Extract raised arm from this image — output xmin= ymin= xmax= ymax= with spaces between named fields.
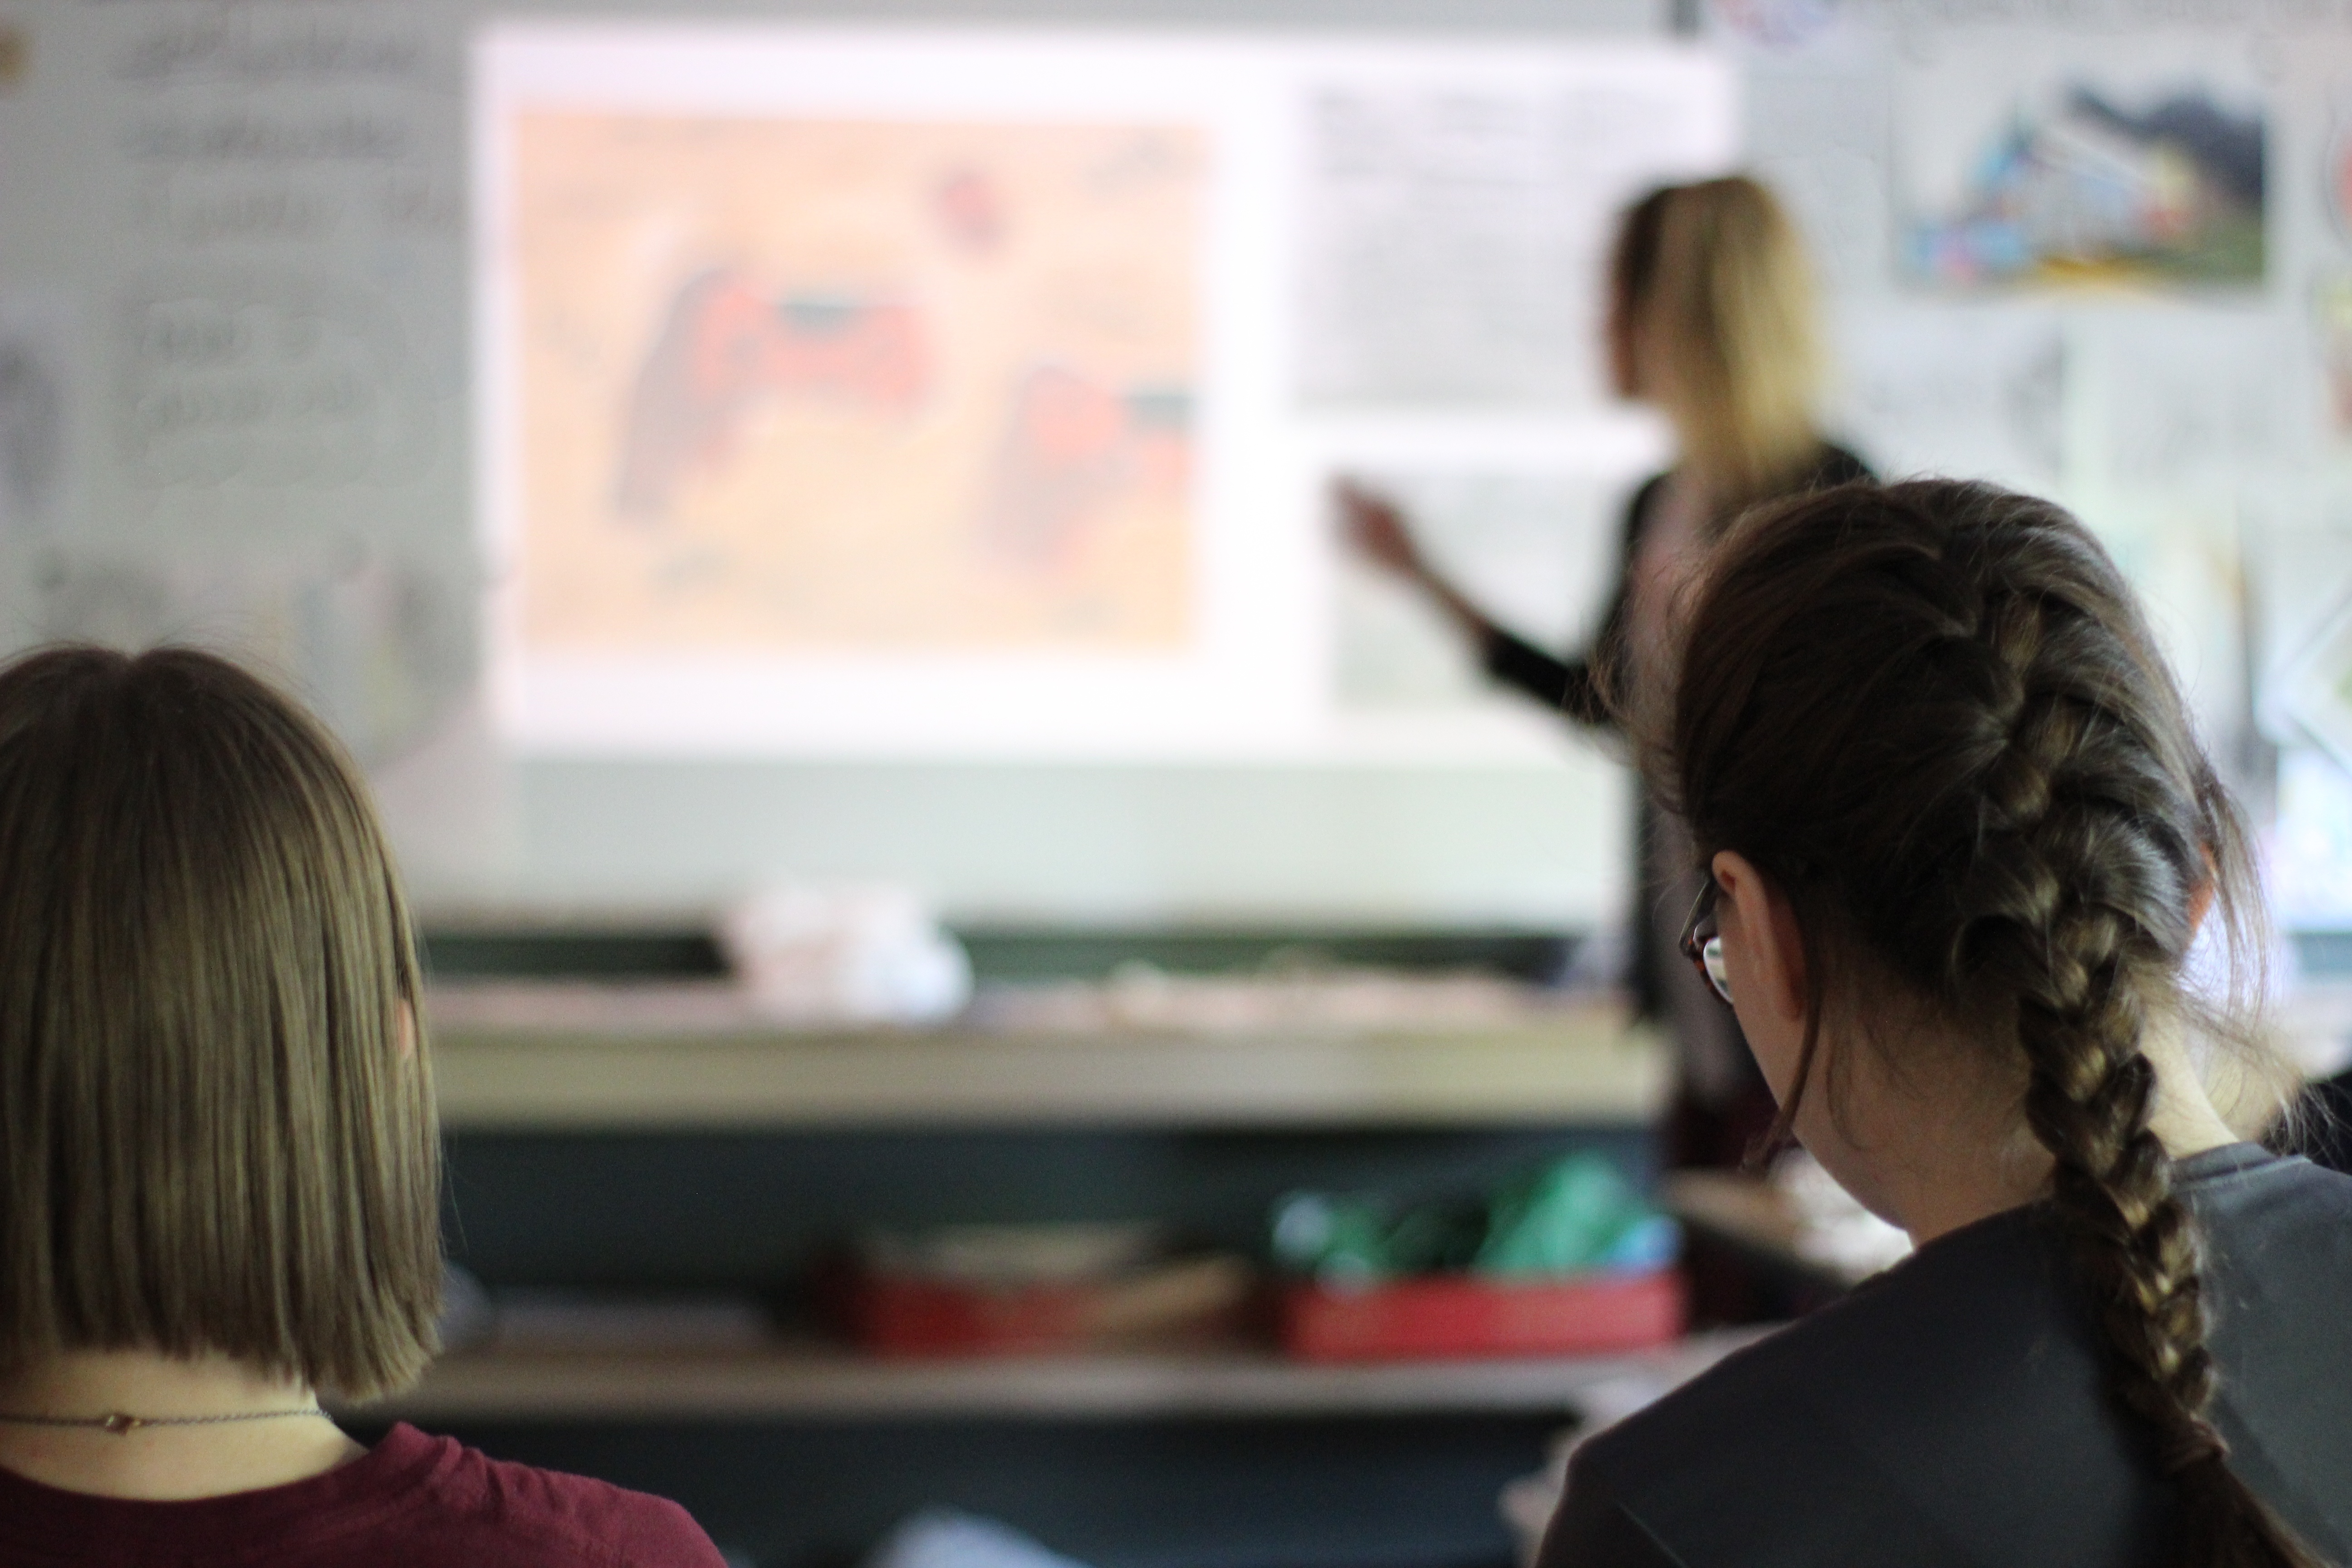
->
xmin=1337 ymin=479 xmax=1619 ymax=730
xmin=1335 ymin=481 xmax=1490 ymax=642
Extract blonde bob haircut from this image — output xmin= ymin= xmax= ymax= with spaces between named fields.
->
xmin=1613 ymin=175 xmax=1825 ymax=511
xmin=0 ymin=646 xmax=441 ymax=1400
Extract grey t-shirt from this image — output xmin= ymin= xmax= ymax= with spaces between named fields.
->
xmin=1541 ymin=1146 xmax=2352 ymax=1568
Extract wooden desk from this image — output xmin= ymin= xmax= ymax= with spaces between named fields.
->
xmin=428 ymin=990 xmax=1669 ymax=1132
xmin=349 ymin=1330 xmax=1768 ymax=1423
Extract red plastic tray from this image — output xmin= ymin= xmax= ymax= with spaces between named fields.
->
xmin=1279 ymin=1268 xmax=1685 ymax=1362
xmin=850 ymin=1277 xmax=1101 ymax=1356
xmin=843 ymin=1260 xmax=1257 ymax=1357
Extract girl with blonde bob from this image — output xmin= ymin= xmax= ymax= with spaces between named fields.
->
xmin=1342 ymin=176 xmax=1872 ymax=1176
xmin=0 ymin=647 xmax=725 ymax=1567
xmin=1541 ymin=480 xmax=2352 ymax=1566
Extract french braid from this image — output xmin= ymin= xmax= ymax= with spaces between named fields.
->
xmin=1661 ymin=480 xmax=2322 ymax=1566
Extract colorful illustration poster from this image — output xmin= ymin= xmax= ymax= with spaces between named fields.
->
xmin=1896 ymin=42 xmax=2266 ymax=289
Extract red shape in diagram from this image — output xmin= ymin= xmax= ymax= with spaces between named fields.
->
xmin=979 ymin=365 xmax=1191 ymax=571
xmin=934 ymin=167 xmax=1004 ymax=254
xmin=614 ymin=268 xmax=929 ymax=518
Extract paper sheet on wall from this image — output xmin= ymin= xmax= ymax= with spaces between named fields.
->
xmin=8 ymin=1 xmax=498 ymax=899
xmin=1740 ymin=63 xmax=1890 ymax=294
xmin=1296 ymin=72 xmax=1732 ymax=408
xmin=1829 ymin=304 xmax=2064 ymax=488
xmin=88 ymin=0 xmax=465 ymax=519
xmin=2090 ymin=312 xmax=2284 ymax=490
xmin=2100 ymin=498 xmax=2264 ymax=806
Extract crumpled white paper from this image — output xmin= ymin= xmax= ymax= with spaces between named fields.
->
xmin=718 ymin=884 xmax=972 ymax=1027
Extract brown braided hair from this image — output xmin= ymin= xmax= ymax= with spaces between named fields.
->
xmin=1655 ymin=480 xmax=2321 ymax=1566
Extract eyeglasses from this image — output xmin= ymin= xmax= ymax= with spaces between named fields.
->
xmin=1679 ymin=879 xmax=1733 ymax=1006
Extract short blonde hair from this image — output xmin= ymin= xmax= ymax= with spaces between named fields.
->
xmin=1614 ymin=176 xmax=1824 ymax=510
xmin=0 ymin=647 xmax=441 ymax=1399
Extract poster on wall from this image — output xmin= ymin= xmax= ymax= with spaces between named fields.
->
xmin=478 ymin=26 xmax=1731 ymax=757
xmin=1296 ymin=69 xmax=1729 ymax=408
xmin=1894 ymin=39 xmax=2266 ymax=290
xmin=1830 ymin=304 xmax=2063 ymax=488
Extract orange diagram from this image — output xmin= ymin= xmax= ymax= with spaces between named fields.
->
xmin=509 ymin=113 xmax=1205 ymax=654
xmin=617 ymin=272 xmax=930 ymax=518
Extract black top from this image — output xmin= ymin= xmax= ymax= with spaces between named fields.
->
xmin=1479 ymin=444 xmax=1872 ymax=1022
xmin=1540 ymin=1146 xmax=2352 ymax=1568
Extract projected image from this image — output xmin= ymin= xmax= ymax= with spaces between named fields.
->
xmin=481 ymin=27 xmax=1731 ymax=755
xmin=1897 ymin=57 xmax=2266 ymax=289
xmin=510 ymin=115 xmax=1202 ymax=654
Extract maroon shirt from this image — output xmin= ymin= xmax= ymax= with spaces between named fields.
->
xmin=0 ymin=1422 xmax=729 ymax=1567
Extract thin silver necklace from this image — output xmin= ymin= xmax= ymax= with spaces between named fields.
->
xmin=0 ymin=1407 xmax=326 ymax=1436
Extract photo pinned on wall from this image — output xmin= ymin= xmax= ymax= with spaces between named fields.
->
xmin=1894 ymin=42 xmax=2267 ymax=290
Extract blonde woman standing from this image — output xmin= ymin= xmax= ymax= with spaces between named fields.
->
xmin=1341 ymin=176 xmax=1870 ymax=1172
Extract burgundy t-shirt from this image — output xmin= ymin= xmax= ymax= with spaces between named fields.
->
xmin=0 ymin=1422 xmax=729 ymax=1567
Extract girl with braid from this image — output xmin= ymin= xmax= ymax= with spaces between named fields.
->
xmin=1540 ymin=480 xmax=2352 ymax=1567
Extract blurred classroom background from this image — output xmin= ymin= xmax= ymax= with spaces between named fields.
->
xmin=5 ymin=0 xmax=2352 ymax=1565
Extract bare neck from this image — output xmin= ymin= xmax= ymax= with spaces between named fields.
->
xmin=1888 ymin=1021 xmax=2242 ymax=1249
xmin=0 ymin=1350 xmax=363 ymax=1500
